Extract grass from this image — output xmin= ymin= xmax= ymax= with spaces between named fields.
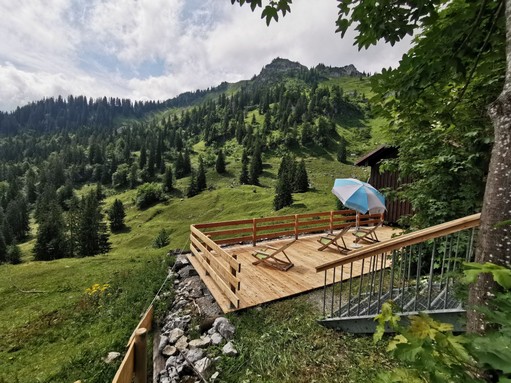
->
xmin=214 ymin=296 xmax=394 ymax=382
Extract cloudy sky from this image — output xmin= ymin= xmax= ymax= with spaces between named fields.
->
xmin=0 ymin=0 xmax=410 ymax=112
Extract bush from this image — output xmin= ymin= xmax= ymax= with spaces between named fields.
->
xmin=135 ymin=183 xmax=164 ymax=209
xmin=152 ymin=229 xmax=170 ymax=248
xmin=7 ymin=245 xmax=21 ymax=264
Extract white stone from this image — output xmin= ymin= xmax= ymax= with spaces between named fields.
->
xmin=162 ymin=345 xmax=178 ymax=357
xmin=189 ymin=336 xmax=211 ymax=349
xmin=103 ymin=351 xmax=121 ymax=364
xmin=168 ymin=328 xmax=185 ymax=344
xmin=222 ymin=341 xmax=238 ymax=357
xmin=210 ymin=332 xmax=223 ymax=346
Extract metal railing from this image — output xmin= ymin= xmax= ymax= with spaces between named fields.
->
xmin=316 ymin=214 xmax=480 ymax=321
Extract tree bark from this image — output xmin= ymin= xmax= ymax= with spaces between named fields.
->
xmin=466 ymin=0 xmax=511 ymax=333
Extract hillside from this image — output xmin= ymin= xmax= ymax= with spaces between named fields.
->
xmin=0 ymin=58 xmax=386 ymax=382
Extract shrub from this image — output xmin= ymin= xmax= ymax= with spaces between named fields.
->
xmin=135 ymin=183 xmax=164 ymax=209
xmin=152 ymin=229 xmax=170 ymax=248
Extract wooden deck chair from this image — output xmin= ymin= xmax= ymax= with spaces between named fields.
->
xmin=353 ymin=221 xmax=383 ymax=244
xmin=252 ymin=240 xmax=296 ymax=271
xmin=317 ymin=225 xmax=352 ymax=254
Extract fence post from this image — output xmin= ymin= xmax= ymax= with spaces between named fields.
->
xmin=329 ymin=211 xmax=334 ymax=233
xmin=294 ymin=215 xmax=299 ymax=239
xmin=134 ymin=328 xmax=147 ymax=383
xmin=252 ymin=218 xmax=257 ymax=246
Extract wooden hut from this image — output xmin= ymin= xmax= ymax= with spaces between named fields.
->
xmin=355 ymin=145 xmax=412 ymax=225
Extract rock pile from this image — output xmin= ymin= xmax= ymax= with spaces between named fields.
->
xmin=156 ymin=254 xmax=238 ymax=383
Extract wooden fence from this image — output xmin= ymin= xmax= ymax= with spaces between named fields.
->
xmin=189 ymin=210 xmax=383 ymax=311
xmin=112 ymin=306 xmax=154 ymax=383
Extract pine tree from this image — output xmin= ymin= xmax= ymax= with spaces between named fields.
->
xmin=108 ymin=199 xmax=126 ymax=232
xmin=129 ymin=163 xmax=138 ymax=189
xmin=0 ymin=231 xmax=6 ymax=264
xmin=163 ymin=165 xmax=173 ymax=192
xmin=249 ymin=142 xmax=263 ymax=185
xmin=337 ymin=137 xmax=347 ymax=163
xmin=239 ymin=150 xmax=249 ymax=185
xmin=175 ymin=152 xmax=185 ymax=179
xmin=274 ymin=156 xmax=294 ymax=210
xmin=183 ymin=149 xmax=191 ymax=175
xmin=139 ymin=145 xmax=147 ymax=169
xmin=76 ymin=192 xmax=110 ymax=257
xmin=197 ymin=156 xmax=207 ymax=192
xmin=147 ymin=146 xmax=156 ymax=179
xmin=34 ymin=200 xmax=68 ymax=261
xmin=293 ymin=159 xmax=309 ymax=193
xmin=215 ymin=149 xmax=226 ymax=174
xmin=187 ymin=171 xmax=199 ymax=198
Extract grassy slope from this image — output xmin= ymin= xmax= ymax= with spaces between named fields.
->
xmin=0 ymin=76 xmax=390 ymax=382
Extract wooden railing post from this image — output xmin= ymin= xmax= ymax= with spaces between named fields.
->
xmin=329 ymin=211 xmax=334 ymax=233
xmin=134 ymin=328 xmax=147 ymax=383
xmin=294 ymin=215 xmax=299 ymax=239
xmin=252 ymin=218 xmax=257 ymax=246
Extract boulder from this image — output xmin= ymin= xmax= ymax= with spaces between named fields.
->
xmin=103 ymin=351 xmax=121 ymax=364
xmin=210 ymin=332 xmax=223 ymax=346
xmin=188 ymin=336 xmax=211 ymax=349
xmin=194 ymin=357 xmax=213 ymax=379
xmin=222 ymin=341 xmax=238 ymax=357
xmin=175 ymin=335 xmax=189 ymax=352
xmin=158 ymin=335 xmax=169 ymax=352
xmin=185 ymin=348 xmax=204 ymax=363
xmin=162 ymin=345 xmax=178 ymax=357
xmin=213 ymin=317 xmax=235 ymax=340
xmin=168 ymin=328 xmax=184 ymax=344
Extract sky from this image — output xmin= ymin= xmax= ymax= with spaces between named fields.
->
xmin=0 ymin=0 xmax=411 ymax=112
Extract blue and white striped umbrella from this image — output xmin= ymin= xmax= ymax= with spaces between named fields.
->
xmin=332 ymin=178 xmax=386 ymax=214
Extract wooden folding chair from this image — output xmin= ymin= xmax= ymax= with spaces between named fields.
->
xmin=252 ymin=240 xmax=296 ymax=271
xmin=353 ymin=221 xmax=383 ymax=244
xmin=317 ymin=225 xmax=352 ymax=254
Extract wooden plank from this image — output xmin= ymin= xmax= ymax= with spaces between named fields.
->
xmin=256 ymin=222 xmax=296 ymax=231
xmin=256 ymin=215 xmax=296 ymax=223
xmin=296 ymin=226 xmax=330 ymax=234
xmin=190 ymin=239 xmax=240 ymax=289
xmin=214 ymin=235 xmax=253 ymax=246
xmin=112 ymin=342 xmax=135 ymax=383
xmin=297 ymin=211 xmax=332 ymax=219
xmin=205 ymin=227 xmax=253 ymax=238
xmin=297 ymin=218 xmax=331 ymax=226
xmin=127 ymin=305 xmax=153 ymax=346
xmin=193 ymin=219 xmax=253 ymax=229
xmin=191 ymin=226 xmax=240 ymax=271
xmin=188 ymin=249 xmax=240 ymax=309
xmin=254 ymin=230 xmax=295 ymax=241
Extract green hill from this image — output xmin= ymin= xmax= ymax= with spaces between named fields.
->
xmin=0 ymin=58 xmax=387 ymax=382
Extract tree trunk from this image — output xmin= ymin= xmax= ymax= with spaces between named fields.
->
xmin=466 ymin=0 xmax=511 ymax=333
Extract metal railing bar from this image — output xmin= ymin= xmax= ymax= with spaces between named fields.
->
xmin=427 ymin=239 xmax=436 ymax=310
xmin=389 ymin=250 xmax=396 ymax=301
xmin=414 ymin=243 xmax=422 ymax=312
xmin=323 ymin=271 xmax=327 ymax=318
xmin=357 ymin=259 xmax=365 ymax=316
xmin=348 ymin=263 xmax=353 ymax=317
xmin=338 ymin=265 xmax=344 ymax=317
xmin=331 ymin=267 xmax=336 ymax=317
xmin=377 ymin=253 xmax=385 ymax=314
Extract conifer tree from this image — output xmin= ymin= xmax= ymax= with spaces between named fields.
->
xmin=337 ymin=137 xmax=347 ymax=164
xmin=197 ymin=156 xmax=207 ymax=191
xmin=163 ymin=165 xmax=173 ymax=192
xmin=215 ymin=149 xmax=226 ymax=174
xmin=249 ymin=142 xmax=263 ymax=185
xmin=293 ymin=159 xmax=309 ymax=193
xmin=139 ymin=145 xmax=147 ymax=169
xmin=147 ymin=145 xmax=156 ymax=179
xmin=34 ymin=199 xmax=68 ymax=261
xmin=175 ymin=152 xmax=185 ymax=179
xmin=108 ymin=199 xmax=126 ymax=232
xmin=76 ymin=192 xmax=110 ymax=257
xmin=187 ymin=171 xmax=199 ymax=198
xmin=274 ymin=156 xmax=293 ymax=210
xmin=129 ymin=163 xmax=138 ymax=189
xmin=183 ymin=149 xmax=191 ymax=175
xmin=0 ymin=231 xmax=6 ymax=264
xmin=239 ymin=150 xmax=249 ymax=185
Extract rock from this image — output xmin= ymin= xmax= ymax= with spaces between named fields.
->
xmin=158 ymin=335 xmax=169 ymax=352
xmin=211 ymin=371 xmax=220 ymax=381
xmin=103 ymin=351 xmax=121 ymax=364
xmin=185 ymin=348 xmax=204 ymax=363
xmin=168 ymin=328 xmax=185 ymax=344
xmin=194 ymin=357 xmax=213 ymax=379
xmin=210 ymin=332 xmax=223 ymax=346
xmin=222 ymin=341 xmax=238 ymax=357
xmin=162 ymin=345 xmax=178 ymax=357
xmin=189 ymin=336 xmax=211 ymax=349
xmin=174 ymin=254 xmax=190 ymax=271
xmin=178 ymin=265 xmax=198 ymax=279
xmin=175 ymin=335 xmax=189 ymax=352
xmin=213 ymin=317 xmax=235 ymax=340
xmin=160 ymin=375 xmax=171 ymax=383
xmin=199 ymin=317 xmax=217 ymax=334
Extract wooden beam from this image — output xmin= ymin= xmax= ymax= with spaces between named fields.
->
xmin=190 ymin=226 xmax=240 ymax=271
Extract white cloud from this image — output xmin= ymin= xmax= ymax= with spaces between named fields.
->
xmin=0 ymin=0 xmax=411 ymax=112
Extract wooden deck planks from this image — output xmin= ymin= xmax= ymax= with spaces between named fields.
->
xmin=187 ymin=226 xmax=400 ymax=313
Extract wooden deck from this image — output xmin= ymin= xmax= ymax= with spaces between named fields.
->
xmin=187 ymin=226 xmax=401 ymax=313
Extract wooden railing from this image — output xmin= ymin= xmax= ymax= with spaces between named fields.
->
xmin=190 ymin=226 xmax=242 ymax=309
xmin=192 ymin=210 xmax=382 ymax=247
xmin=112 ymin=306 xmax=154 ymax=383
